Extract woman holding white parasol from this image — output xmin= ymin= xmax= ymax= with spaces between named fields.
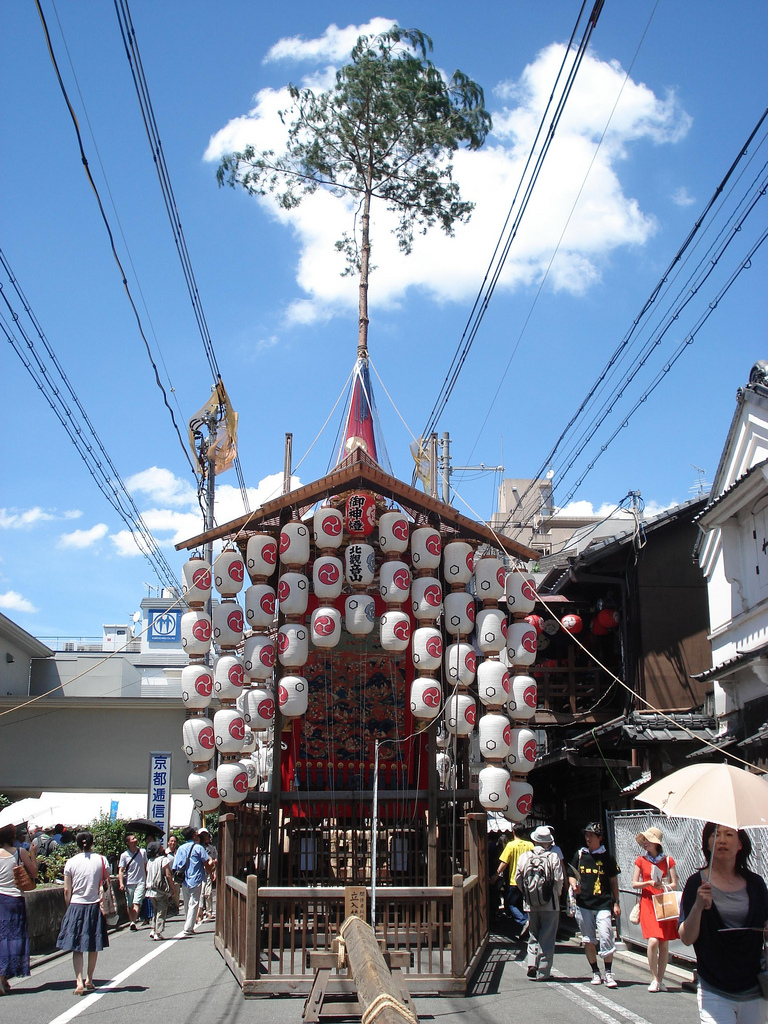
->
xmin=638 ymin=763 xmax=768 ymax=1023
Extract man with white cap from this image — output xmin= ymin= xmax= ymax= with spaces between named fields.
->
xmin=515 ymin=825 xmax=564 ymax=980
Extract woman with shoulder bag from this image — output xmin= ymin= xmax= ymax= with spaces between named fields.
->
xmin=0 ymin=822 xmax=38 ymax=995
xmin=56 ymin=831 xmax=110 ymax=996
xmin=632 ymin=826 xmax=679 ymax=992
xmin=145 ymin=842 xmax=175 ymax=940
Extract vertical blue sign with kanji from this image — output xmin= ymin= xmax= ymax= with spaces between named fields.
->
xmin=148 ymin=751 xmax=172 ymax=840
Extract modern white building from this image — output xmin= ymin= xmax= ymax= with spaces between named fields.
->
xmin=694 ymin=360 xmax=768 ymax=766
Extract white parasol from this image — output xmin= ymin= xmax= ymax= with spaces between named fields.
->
xmin=0 ymin=797 xmax=60 ymax=829
xmin=636 ymin=762 xmax=768 ymax=829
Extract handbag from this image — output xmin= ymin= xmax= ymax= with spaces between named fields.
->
xmin=652 ymin=887 xmax=680 ymax=922
xmin=172 ymin=846 xmax=192 ymax=885
xmin=629 ymin=899 xmax=641 ymax=925
xmin=13 ymin=850 xmax=36 ymax=892
xmin=100 ymin=858 xmax=119 ymax=927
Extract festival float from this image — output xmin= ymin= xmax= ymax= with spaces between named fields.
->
xmin=176 ymin=356 xmax=540 ymax=996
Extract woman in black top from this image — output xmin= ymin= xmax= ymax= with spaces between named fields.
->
xmin=679 ymin=821 xmax=768 ymax=1024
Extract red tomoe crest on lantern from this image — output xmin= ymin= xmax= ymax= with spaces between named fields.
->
xmin=233 ymin=772 xmax=248 ymax=794
xmin=524 ymin=684 xmax=537 ymax=708
xmin=392 ymin=519 xmax=409 ymax=541
xmin=318 ymin=563 xmax=340 ymax=586
xmin=425 ymin=635 xmax=443 ymax=658
xmin=279 ymin=533 xmax=291 ymax=554
xmin=466 ymin=551 xmax=474 ymax=573
xmin=260 ymin=645 xmax=275 ymax=667
xmin=323 ymin=517 xmax=342 ymax=537
xmin=521 ymin=578 xmax=536 ymax=602
xmin=521 ymin=630 xmax=537 ymax=654
xmin=228 ymin=560 xmax=244 ymax=583
xmin=346 ymin=493 xmax=376 ymax=536
xmin=258 ymin=699 xmax=275 ymax=719
xmin=517 ymin=792 xmax=533 ymax=815
xmin=424 ymin=585 xmax=441 ymax=606
xmin=278 ymin=580 xmax=291 ymax=601
xmin=262 ymin=543 xmax=277 ymax=565
xmin=465 ymin=703 xmax=476 ymax=726
xmin=467 ymin=603 xmax=476 ymax=624
xmin=229 ymin=718 xmax=245 ymax=741
xmin=393 ymin=568 xmax=410 ymax=590
xmin=227 ymin=609 xmax=244 ymax=632
xmin=192 ymin=619 xmax=211 ymax=642
xmin=501 ymin=672 xmax=511 ymax=694
xmin=314 ymin=615 xmax=335 ymax=636
xmin=277 ymin=633 xmax=289 ymax=653
xmin=423 ymin=686 xmax=441 ymax=708
xmin=503 ymin=724 xmax=512 ymax=745
xmin=465 ymin=650 xmax=476 ymax=673
xmin=192 ymin=567 xmax=211 ymax=590
xmin=523 ymin=739 xmax=537 ymax=761
xmin=278 ymin=684 xmax=287 ymax=705
xmin=501 ymin=619 xmax=508 ymax=638
xmin=426 ymin=534 xmax=441 ymax=556
xmin=228 ymin=664 xmax=243 ymax=686
xmin=195 ymin=674 xmax=213 ymax=697
xmin=260 ymin=593 xmax=275 ymax=615
xmin=199 ymin=726 xmax=215 ymax=750
xmin=496 ymin=567 xmax=506 ymax=588
xmin=393 ymin=619 xmax=410 ymax=642
xmin=206 ymin=778 xmax=219 ymax=799
xmin=505 ymin=778 xmax=512 ymax=798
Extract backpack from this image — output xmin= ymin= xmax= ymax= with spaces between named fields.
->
xmin=519 ymin=852 xmax=554 ymax=909
xmin=36 ymin=835 xmax=58 ymax=859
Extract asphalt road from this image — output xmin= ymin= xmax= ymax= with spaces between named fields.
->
xmin=5 ymin=919 xmax=703 ymax=1024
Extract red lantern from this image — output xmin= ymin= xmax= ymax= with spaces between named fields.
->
xmin=345 ymin=493 xmax=376 ymax=537
xmin=596 ymin=608 xmax=620 ymax=630
xmin=591 ymin=617 xmax=610 ymax=636
xmin=561 ymin=613 xmax=583 ymax=634
xmin=524 ymin=614 xmax=545 ymax=635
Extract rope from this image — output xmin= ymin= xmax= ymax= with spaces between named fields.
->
xmin=336 ymin=936 xmax=347 ymax=970
xmin=360 ymin=993 xmax=418 ymax=1024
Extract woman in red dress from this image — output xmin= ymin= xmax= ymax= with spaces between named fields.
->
xmin=632 ymin=827 xmax=679 ymax=992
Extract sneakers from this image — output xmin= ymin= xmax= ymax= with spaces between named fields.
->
xmin=591 ymin=973 xmax=603 ymax=985
xmin=129 ymin=923 xmax=137 ymax=932
xmin=648 ymin=979 xmax=659 ymax=992
xmin=604 ymin=971 xmax=618 ymax=988
xmin=527 ymin=966 xmax=538 ymax=979
xmin=518 ymin=921 xmax=530 ymax=940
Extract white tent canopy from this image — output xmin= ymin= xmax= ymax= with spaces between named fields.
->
xmin=0 ymin=791 xmax=194 ymax=830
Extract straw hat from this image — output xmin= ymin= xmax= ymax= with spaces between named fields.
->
xmin=636 ymin=826 xmax=663 ymax=846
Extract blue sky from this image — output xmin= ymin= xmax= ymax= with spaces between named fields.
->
xmin=1 ymin=1 xmax=767 ymax=640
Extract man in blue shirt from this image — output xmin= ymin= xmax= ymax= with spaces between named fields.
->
xmin=173 ymin=827 xmax=213 ymax=937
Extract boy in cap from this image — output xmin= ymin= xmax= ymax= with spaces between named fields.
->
xmin=568 ymin=821 xmax=621 ymax=987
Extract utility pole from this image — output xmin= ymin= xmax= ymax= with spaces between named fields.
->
xmin=439 ymin=431 xmax=503 ymax=506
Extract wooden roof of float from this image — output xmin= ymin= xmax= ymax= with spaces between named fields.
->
xmin=176 ymin=446 xmax=540 ymax=561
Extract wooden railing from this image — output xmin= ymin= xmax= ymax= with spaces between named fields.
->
xmin=215 ymin=873 xmax=486 ymax=996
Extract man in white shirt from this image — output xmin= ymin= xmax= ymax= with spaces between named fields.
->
xmin=118 ymin=835 xmax=148 ymax=931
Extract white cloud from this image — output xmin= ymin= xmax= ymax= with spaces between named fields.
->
xmin=671 ymin=186 xmax=696 ymax=207
xmin=265 ymin=18 xmax=396 ymax=64
xmin=0 ymin=590 xmax=37 ymax=614
xmin=58 ymin=523 xmax=109 ymax=549
xmin=0 ymin=507 xmax=57 ymax=529
xmin=206 ymin=37 xmax=691 ymax=326
xmin=125 ymin=466 xmax=198 ymax=508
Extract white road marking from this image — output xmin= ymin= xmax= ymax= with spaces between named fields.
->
xmin=45 ymin=932 xmax=185 ymax=1024
xmin=515 ymin=958 xmax=656 ymax=1024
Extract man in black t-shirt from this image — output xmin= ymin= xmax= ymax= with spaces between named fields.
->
xmin=568 ymin=821 xmax=621 ymax=988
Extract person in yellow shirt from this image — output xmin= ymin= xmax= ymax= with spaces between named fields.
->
xmin=496 ymin=826 xmax=534 ymax=938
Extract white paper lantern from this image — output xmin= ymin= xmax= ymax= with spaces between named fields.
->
xmin=182 ymin=557 xmax=211 ymax=607
xmin=506 ymin=621 xmax=538 ymax=666
xmin=181 ymin=664 xmax=213 ymax=710
xmin=277 ymin=572 xmax=309 ymax=617
xmin=444 ymin=642 xmax=477 ymax=685
xmin=410 ymin=577 xmax=442 ymax=621
xmin=443 ymin=541 xmax=474 ymax=586
xmin=444 ymin=693 xmax=476 ymax=736
xmin=505 ymin=571 xmax=537 ymax=614
xmin=505 ymin=780 xmax=534 ymax=822
xmin=508 ymin=674 xmax=537 ymax=720
xmin=479 ymin=712 xmax=512 ymax=759
xmin=378 ymin=511 xmax=410 ymax=553
xmin=240 ymin=727 xmax=257 ymax=756
xmin=410 ymin=678 xmax=442 ymax=720
xmin=313 ymin=556 xmax=343 ymax=600
xmin=444 ymin=592 xmax=475 ymax=636
xmin=474 ymin=557 xmax=505 ymax=602
xmin=181 ymin=610 xmax=211 ymax=657
xmin=311 ymin=607 xmax=342 ymax=648
xmin=182 ymin=716 xmax=215 ymax=762
xmin=214 ymin=708 xmax=246 ymax=754
xmin=188 ymin=768 xmax=219 ymax=813
xmin=379 ymin=560 xmax=411 ymax=604
xmin=216 ymin=760 xmax=249 ymax=804
xmin=213 ymin=655 xmax=244 ymax=702
xmin=411 ymin=527 xmax=441 ymax=570
xmin=245 ymin=584 xmax=276 ymax=629
xmin=278 ymin=675 xmax=309 ymax=718
xmin=345 ymin=543 xmax=376 ymax=586
xmin=246 ymin=534 xmax=278 ymax=579
xmin=477 ymin=660 xmax=511 ymax=708
xmin=239 ymin=756 xmax=259 ymax=790
xmin=411 ymin=627 xmax=443 ymax=670
xmin=243 ymin=687 xmax=275 ymax=729
xmin=380 ymin=610 xmax=410 ymax=651
xmin=242 ymin=635 xmax=275 ymax=681
xmin=345 ymin=594 xmax=376 ymax=635
xmin=476 ymin=608 xmax=507 ymax=653
xmin=277 ymin=623 xmax=309 ymax=667
xmin=505 ymin=728 xmax=538 ymax=773
xmin=214 ymin=549 xmax=246 ymax=597
xmin=313 ymin=506 xmax=344 ymax=549
xmin=279 ymin=522 xmax=310 ymax=567
xmin=212 ymin=600 xmax=244 ymax=648
xmin=478 ymin=765 xmax=511 ymax=810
